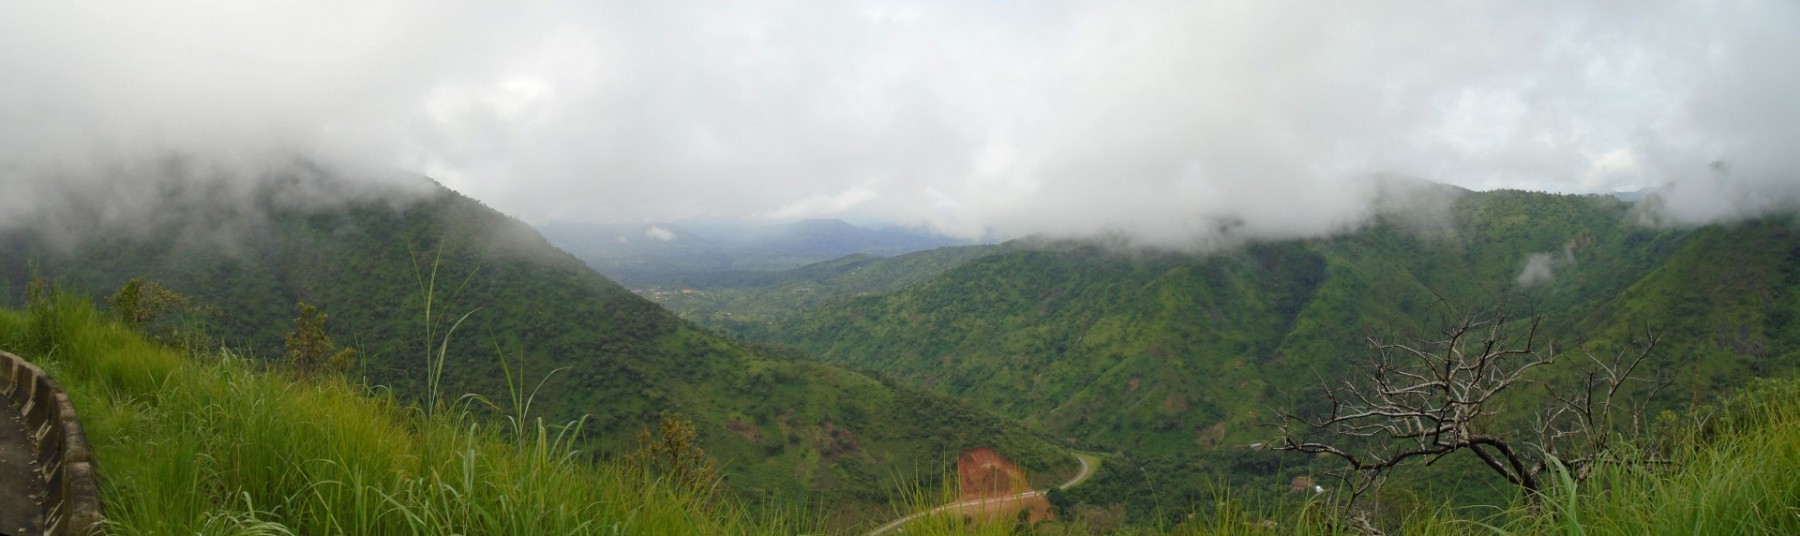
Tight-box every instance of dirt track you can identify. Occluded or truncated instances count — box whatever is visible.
[867,453,1094,535]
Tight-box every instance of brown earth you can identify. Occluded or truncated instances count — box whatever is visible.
[956,447,1053,524]
[724,417,763,441]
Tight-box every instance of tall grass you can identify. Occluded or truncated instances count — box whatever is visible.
[1491,379,1800,536]
[0,293,804,535]
[873,377,1800,536]
[7,289,1800,535]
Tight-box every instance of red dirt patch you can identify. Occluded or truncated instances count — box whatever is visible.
[956,447,1054,524]
[959,447,1028,498]
[724,418,762,441]
[1290,475,1316,492]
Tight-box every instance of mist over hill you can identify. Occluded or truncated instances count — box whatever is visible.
[755,190,1707,447]
[646,189,1800,518]
[0,167,1073,530]
[5,1,1800,532]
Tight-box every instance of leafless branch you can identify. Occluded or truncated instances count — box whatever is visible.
[1271,306,1664,522]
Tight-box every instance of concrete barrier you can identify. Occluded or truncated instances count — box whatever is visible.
[1,351,104,536]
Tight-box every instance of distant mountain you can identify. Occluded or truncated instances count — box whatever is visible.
[1610,188,1651,202]
[0,171,1072,530]
[537,218,976,286]
[641,245,1002,333]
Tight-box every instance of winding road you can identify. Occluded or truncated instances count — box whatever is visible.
[867,453,1096,536]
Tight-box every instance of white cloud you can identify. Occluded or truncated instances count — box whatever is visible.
[1517,253,1558,287]
[764,186,880,221]
[3,1,1798,248]
[645,225,676,241]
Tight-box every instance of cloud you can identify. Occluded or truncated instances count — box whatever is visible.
[645,225,677,242]
[1516,253,1558,287]
[1517,243,1579,287]
[1627,2,1800,226]
[0,156,433,253]
[2,1,1797,249]
[764,186,880,221]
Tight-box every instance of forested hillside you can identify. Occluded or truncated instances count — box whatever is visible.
[10,176,1797,531]
[709,189,1800,523]
[0,173,1074,529]
[762,191,1697,449]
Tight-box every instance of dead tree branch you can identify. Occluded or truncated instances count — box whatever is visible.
[1272,309,1662,507]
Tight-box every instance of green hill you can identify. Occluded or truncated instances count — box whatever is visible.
[0,295,805,535]
[10,179,1800,533]
[12,292,1800,535]
[0,173,1074,529]
[1571,219,1800,407]
[716,189,1800,522]
[762,191,1698,451]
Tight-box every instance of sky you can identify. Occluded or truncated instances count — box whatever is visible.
[2,1,1799,248]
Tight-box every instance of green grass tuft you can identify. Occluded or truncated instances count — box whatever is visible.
[0,295,802,535]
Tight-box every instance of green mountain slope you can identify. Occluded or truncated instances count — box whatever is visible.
[0,174,1073,529]
[1572,218,1800,407]
[760,190,1714,457]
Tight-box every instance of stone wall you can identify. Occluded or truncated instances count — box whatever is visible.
[0,351,104,536]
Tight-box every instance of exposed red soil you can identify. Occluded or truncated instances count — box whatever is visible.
[956,447,1054,524]
[724,418,762,441]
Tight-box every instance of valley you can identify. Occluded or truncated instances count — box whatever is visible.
[615,187,1800,525]
[4,173,1800,533]
[0,174,1075,531]
[8,1,1800,533]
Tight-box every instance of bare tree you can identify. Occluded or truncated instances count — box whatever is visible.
[1271,305,1661,504]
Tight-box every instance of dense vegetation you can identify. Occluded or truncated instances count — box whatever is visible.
[12,293,1799,535]
[0,176,1073,530]
[715,189,1800,525]
[766,192,1663,442]
[10,174,1800,533]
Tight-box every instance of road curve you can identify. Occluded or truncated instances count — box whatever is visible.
[867,454,1094,536]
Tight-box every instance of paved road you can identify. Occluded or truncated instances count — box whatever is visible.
[0,400,45,536]
[867,454,1095,536]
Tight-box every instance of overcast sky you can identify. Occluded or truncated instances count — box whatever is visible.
[3,1,1798,246]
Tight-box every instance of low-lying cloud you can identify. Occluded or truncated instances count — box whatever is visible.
[644,226,677,242]
[3,1,1798,249]
[1516,253,1558,287]
[0,156,433,252]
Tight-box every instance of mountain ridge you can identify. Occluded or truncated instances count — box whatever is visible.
[0,172,1074,530]
[741,190,1776,457]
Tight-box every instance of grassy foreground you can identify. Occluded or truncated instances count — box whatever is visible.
[0,294,805,535]
[5,292,1800,535]
[862,380,1800,536]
